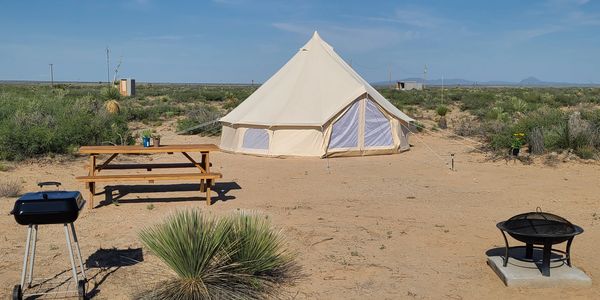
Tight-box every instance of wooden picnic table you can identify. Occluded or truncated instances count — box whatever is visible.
[76,144,222,209]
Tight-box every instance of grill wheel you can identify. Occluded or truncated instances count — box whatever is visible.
[12,284,22,300]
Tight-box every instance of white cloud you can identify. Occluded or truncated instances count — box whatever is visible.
[212,0,246,4]
[390,8,446,28]
[134,35,185,41]
[547,0,589,7]
[509,26,564,41]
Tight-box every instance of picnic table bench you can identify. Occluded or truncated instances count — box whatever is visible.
[76,144,221,209]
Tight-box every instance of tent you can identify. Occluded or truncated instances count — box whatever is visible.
[219,31,415,157]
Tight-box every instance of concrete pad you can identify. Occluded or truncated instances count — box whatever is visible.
[487,253,592,288]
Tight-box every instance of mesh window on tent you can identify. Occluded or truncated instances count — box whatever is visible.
[364,100,393,147]
[328,100,360,149]
[242,128,269,150]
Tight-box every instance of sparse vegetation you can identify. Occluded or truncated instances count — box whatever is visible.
[138,209,299,300]
[0,85,131,160]
[2,83,600,161]
[0,179,21,197]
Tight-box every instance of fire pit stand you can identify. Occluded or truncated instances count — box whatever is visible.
[496,209,583,277]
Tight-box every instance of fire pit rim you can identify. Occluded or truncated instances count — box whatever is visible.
[496,211,584,240]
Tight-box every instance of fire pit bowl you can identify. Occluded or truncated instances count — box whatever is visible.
[496,210,583,277]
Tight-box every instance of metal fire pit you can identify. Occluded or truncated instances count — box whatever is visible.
[496,208,583,277]
[10,182,87,300]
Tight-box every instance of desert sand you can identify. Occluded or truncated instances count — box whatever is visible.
[1,129,599,299]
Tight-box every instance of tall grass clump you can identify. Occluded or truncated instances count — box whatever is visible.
[0,179,21,197]
[138,209,299,300]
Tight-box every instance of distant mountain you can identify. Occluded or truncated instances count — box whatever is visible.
[519,76,542,85]
[372,77,599,87]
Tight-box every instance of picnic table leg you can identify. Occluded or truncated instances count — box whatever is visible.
[200,152,208,192]
[88,155,96,209]
[88,182,95,209]
[206,182,211,205]
[202,152,213,205]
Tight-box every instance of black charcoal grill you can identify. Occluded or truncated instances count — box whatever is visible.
[496,208,583,276]
[10,182,87,300]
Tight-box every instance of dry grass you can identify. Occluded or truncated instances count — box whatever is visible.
[0,179,21,197]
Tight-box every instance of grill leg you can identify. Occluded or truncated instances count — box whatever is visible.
[26,225,38,287]
[525,243,533,259]
[20,225,33,288]
[69,223,86,279]
[64,224,79,287]
[541,242,552,277]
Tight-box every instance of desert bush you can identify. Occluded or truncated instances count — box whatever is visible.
[0,179,21,197]
[436,105,449,117]
[138,209,298,300]
[176,105,222,135]
[0,161,11,172]
[509,96,528,113]
[101,86,121,100]
[454,116,482,136]
[575,145,596,159]
[486,106,509,122]
[0,88,131,160]
[460,92,494,112]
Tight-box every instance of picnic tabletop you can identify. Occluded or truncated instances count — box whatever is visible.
[78,144,220,154]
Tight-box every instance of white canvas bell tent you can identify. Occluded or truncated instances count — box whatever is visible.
[219,31,414,157]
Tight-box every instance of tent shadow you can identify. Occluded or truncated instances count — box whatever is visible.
[97,182,241,207]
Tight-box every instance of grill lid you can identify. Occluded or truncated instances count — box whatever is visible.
[12,191,85,225]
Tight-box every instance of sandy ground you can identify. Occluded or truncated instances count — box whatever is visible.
[1,129,599,300]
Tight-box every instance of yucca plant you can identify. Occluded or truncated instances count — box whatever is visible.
[139,210,298,300]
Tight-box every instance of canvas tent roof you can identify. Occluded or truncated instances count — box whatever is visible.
[220,31,414,127]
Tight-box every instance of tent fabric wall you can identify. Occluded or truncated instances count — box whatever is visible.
[219,31,413,158]
[242,128,270,150]
[328,100,360,150]
[364,99,393,148]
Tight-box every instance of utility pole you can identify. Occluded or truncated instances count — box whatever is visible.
[423,64,428,89]
[441,74,445,104]
[49,64,54,87]
[388,66,392,89]
[106,47,110,85]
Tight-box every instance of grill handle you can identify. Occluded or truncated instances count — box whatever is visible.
[37,182,61,189]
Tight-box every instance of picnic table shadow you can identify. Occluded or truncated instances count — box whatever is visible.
[84,247,144,298]
[96,181,241,208]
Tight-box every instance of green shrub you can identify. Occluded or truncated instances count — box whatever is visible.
[138,209,298,300]
[575,145,596,159]
[101,86,121,100]
[176,105,222,135]
[436,105,449,117]
[0,161,10,172]
[0,88,131,160]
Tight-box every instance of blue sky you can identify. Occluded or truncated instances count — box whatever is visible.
[1,0,599,83]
